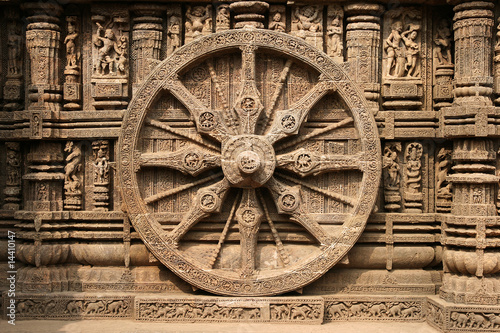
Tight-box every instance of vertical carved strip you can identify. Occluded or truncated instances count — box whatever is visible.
[3,7,24,111]
[326,5,343,63]
[215,5,230,32]
[64,141,83,210]
[63,15,82,110]
[92,140,110,211]
[166,5,181,57]
[3,142,22,210]
[345,3,384,111]
[433,16,454,110]
[383,142,402,212]
[23,3,63,112]
[403,142,423,213]
[494,18,500,105]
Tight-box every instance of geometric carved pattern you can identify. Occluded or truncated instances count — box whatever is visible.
[119,28,381,296]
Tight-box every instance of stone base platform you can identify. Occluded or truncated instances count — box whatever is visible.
[4,292,500,331]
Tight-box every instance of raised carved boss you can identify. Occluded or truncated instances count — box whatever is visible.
[119,28,381,296]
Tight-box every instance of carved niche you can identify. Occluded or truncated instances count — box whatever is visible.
[119,28,381,296]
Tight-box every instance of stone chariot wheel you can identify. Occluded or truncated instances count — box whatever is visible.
[119,28,381,296]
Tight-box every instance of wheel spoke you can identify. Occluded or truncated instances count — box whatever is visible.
[233,45,264,135]
[265,80,337,144]
[235,189,264,278]
[275,117,353,152]
[276,149,365,177]
[137,146,221,176]
[208,191,241,269]
[146,119,220,153]
[275,172,355,207]
[163,78,231,141]
[265,177,333,246]
[167,177,231,246]
[144,172,222,205]
[259,189,290,266]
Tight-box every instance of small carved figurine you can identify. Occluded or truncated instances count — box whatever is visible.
[327,16,342,58]
[167,15,181,54]
[64,18,80,69]
[434,19,453,65]
[216,5,230,32]
[294,6,322,38]
[269,11,286,32]
[402,24,420,77]
[384,21,404,77]
[186,5,212,39]
[94,22,116,75]
[7,24,22,76]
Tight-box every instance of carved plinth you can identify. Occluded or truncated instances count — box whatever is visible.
[434,65,454,109]
[382,78,423,110]
[427,295,500,332]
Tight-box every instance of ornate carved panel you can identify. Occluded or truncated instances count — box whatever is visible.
[119,28,381,296]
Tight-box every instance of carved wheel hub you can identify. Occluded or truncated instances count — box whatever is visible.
[222,135,275,188]
[119,28,381,296]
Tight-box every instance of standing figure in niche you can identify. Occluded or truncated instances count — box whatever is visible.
[7,25,22,75]
[384,21,404,77]
[64,19,79,69]
[269,11,285,32]
[186,5,212,39]
[434,19,453,65]
[327,16,342,58]
[216,5,230,32]
[94,22,116,75]
[167,15,181,54]
[402,25,420,77]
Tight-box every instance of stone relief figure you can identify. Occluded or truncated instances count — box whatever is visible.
[384,8,422,78]
[116,35,128,75]
[436,147,451,196]
[64,18,80,69]
[383,144,401,190]
[383,142,402,211]
[494,21,500,63]
[293,6,322,38]
[167,15,181,55]
[64,141,82,189]
[401,24,420,77]
[384,20,405,77]
[94,22,117,75]
[216,5,230,32]
[269,10,286,32]
[7,24,22,76]
[5,143,21,186]
[434,19,453,65]
[405,143,423,194]
[327,16,343,58]
[93,143,110,184]
[185,5,212,40]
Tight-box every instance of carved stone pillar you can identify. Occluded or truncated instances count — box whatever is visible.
[230,1,268,29]
[3,142,22,210]
[3,7,24,111]
[451,0,494,107]
[91,4,130,110]
[131,4,166,93]
[23,3,63,112]
[344,3,384,111]
[441,139,500,304]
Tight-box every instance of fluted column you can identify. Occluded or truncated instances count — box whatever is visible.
[451,0,494,106]
[344,2,383,111]
[23,3,63,112]
[131,4,166,93]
